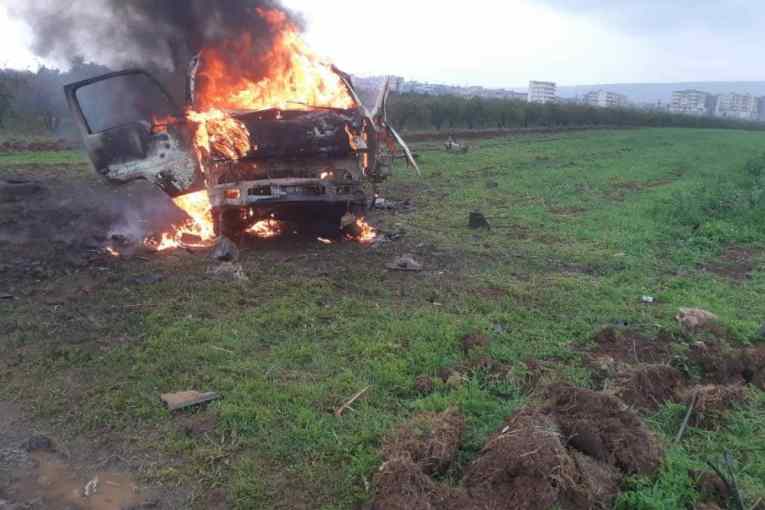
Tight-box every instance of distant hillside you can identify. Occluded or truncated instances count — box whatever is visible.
[556,82,765,104]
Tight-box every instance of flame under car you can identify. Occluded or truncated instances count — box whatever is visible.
[64,63,417,239]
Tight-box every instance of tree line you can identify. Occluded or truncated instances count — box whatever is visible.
[385,92,765,132]
[2,65,763,136]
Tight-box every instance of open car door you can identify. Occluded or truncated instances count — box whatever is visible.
[64,70,203,197]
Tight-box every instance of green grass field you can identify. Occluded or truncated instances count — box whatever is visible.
[2,127,765,509]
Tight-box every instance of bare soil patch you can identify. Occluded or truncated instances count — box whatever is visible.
[382,409,464,476]
[587,326,675,366]
[702,245,761,282]
[0,139,73,153]
[608,364,685,412]
[0,401,187,509]
[689,341,765,389]
[549,206,588,216]
[681,384,748,430]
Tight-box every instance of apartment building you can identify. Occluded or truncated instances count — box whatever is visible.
[670,90,711,116]
[583,89,628,108]
[528,81,557,104]
[715,92,759,120]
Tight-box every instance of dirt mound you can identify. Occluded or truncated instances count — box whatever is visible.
[370,385,665,510]
[682,385,747,429]
[544,384,664,476]
[382,409,464,476]
[689,342,765,389]
[566,451,622,510]
[461,333,490,355]
[609,365,685,412]
[371,456,440,510]
[588,326,674,365]
[464,406,625,510]
[463,409,575,509]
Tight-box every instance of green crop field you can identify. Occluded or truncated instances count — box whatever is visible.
[2,127,765,509]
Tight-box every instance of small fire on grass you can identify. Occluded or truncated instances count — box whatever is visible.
[144,190,217,252]
[346,217,378,244]
[246,220,287,239]
[105,246,120,257]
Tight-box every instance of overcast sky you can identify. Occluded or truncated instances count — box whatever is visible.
[1,0,763,87]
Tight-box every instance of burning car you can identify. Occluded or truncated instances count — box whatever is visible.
[63,8,417,246]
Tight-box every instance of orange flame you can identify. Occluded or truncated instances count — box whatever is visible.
[349,218,377,244]
[186,108,252,162]
[146,190,216,252]
[193,8,355,112]
[246,219,287,239]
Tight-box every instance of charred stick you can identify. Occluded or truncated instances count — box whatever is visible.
[335,386,370,417]
[675,391,698,443]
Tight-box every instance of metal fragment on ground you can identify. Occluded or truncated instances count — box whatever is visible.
[160,391,221,412]
[386,254,423,272]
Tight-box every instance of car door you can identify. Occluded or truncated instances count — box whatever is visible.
[64,69,203,197]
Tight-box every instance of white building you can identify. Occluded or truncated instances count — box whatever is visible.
[670,90,711,116]
[583,90,628,108]
[715,93,759,120]
[528,81,557,104]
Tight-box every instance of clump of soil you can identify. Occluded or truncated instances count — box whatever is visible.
[693,470,732,509]
[566,451,623,510]
[463,409,577,510]
[689,342,765,389]
[415,376,435,395]
[371,456,440,510]
[177,413,218,438]
[588,326,674,365]
[609,365,685,412]
[682,385,748,429]
[437,367,457,383]
[544,384,664,476]
[461,333,490,355]
[371,385,664,510]
[382,409,464,476]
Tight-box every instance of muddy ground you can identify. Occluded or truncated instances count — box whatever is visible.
[0,154,424,509]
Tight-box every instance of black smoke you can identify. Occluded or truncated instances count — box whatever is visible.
[7,0,303,73]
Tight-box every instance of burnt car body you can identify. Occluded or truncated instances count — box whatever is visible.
[64,64,417,236]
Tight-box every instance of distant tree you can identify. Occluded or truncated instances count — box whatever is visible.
[427,96,450,131]
[0,78,14,128]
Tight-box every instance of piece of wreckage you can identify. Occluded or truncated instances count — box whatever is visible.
[63,58,419,243]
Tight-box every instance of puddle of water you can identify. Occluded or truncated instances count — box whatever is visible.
[12,452,145,510]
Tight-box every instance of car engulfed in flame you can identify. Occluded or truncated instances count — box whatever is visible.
[63,10,417,243]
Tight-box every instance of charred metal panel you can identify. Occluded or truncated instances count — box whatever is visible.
[213,157,362,185]
[235,109,362,160]
[93,126,200,195]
